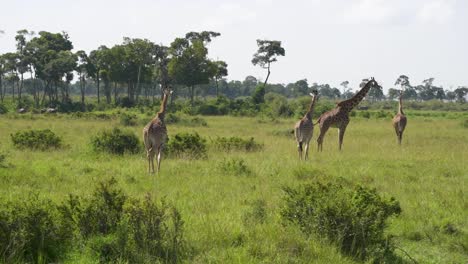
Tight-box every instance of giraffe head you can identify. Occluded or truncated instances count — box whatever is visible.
[163,86,173,96]
[360,77,382,91]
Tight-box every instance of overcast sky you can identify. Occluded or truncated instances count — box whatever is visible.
[0,0,466,91]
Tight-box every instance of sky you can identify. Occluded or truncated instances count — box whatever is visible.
[0,0,467,91]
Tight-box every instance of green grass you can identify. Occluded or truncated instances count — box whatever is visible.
[0,112,467,263]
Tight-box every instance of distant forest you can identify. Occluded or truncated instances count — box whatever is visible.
[1,30,467,109]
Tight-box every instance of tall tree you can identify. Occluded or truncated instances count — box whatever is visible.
[211,60,228,97]
[251,39,285,103]
[454,87,468,103]
[168,31,220,104]
[340,81,350,99]
[76,50,89,106]
[15,29,35,100]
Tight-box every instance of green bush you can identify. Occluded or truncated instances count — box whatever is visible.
[0,104,8,114]
[0,196,74,263]
[360,111,371,119]
[281,182,401,261]
[217,158,253,176]
[59,178,187,263]
[462,119,468,128]
[11,129,62,150]
[167,132,207,159]
[91,128,140,155]
[119,113,139,126]
[211,136,263,152]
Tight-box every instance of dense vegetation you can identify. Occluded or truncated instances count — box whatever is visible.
[0,111,466,263]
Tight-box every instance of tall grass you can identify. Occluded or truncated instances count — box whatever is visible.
[0,112,467,263]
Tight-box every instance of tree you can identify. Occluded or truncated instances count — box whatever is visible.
[387,88,400,100]
[340,81,350,99]
[0,55,6,101]
[251,39,285,103]
[211,60,228,97]
[15,29,35,100]
[395,75,417,101]
[123,37,155,102]
[25,31,74,105]
[76,50,89,106]
[454,87,468,103]
[168,31,220,104]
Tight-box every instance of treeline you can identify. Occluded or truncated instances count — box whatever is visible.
[0,30,467,111]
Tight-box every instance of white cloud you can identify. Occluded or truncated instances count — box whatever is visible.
[417,0,455,24]
[344,0,397,24]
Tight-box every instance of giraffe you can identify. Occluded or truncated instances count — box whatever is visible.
[143,88,172,173]
[294,91,318,160]
[316,77,382,151]
[392,90,407,145]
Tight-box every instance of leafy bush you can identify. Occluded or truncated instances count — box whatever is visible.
[211,136,263,152]
[120,113,139,126]
[462,119,468,128]
[165,113,208,127]
[91,128,140,155]
[0,153,7,168]
[360,111,371,119]
[243,199,267,225]
[0,104,8,114]
[11,129,62,150]
[217,158,253,176]
[0,196,74,263]
[281,182,401,261]
[166,132,207,159]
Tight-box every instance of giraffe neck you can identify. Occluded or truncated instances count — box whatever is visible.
[344,83,372,111]
[398,96,404,115]
[157,92,169,119]
[304,95,317,119]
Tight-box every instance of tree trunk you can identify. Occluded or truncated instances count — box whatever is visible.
[97,70,100,104]
[0,75,3,102]
[190,85,194,105]
[263,62,271,89]
[80,75,85,106]
[215,78,219,97]
[12,80,15,99]
[136,64,141,102]
[114,82,118,103]
[19,73,23,100]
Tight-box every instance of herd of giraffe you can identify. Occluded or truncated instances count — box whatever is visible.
[143,78,407,173]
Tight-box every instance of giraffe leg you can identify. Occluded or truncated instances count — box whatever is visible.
[398,131,403,145]
[338,125,347,151]
[304,141,310,160]
[298,142,303,160]
[317,126,329,152]
[157,147,162,173]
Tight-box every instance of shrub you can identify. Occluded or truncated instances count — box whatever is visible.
[120,113,139,126]
[360,111,371,119]
[217,158,253,176]
[462,119,468,129]
[11,129,62,150]
[0,196,74,263]
[281,182,401,261]
[0,104,8,114]
[243,199,267,225]
[59,178,187,263]
[0,153,7,168]
[166,132,207,159]
[91,128,140,155]
[211,136,263,152]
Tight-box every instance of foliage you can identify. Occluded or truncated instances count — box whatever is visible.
[0,104,7,114]
[281,182,401,261]
[211,136,263,152]
[119,113,139,126]
[0,195,74,263]
[0,178,187,263]
[166,132,207,159]
[91,127,140,155]
[11,129,62,150]
[217,158,253,176]
[243,199,267,225]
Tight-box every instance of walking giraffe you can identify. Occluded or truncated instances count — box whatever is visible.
[316,77,382,151]
[143,88,172,173]
[392,90,407,145]
[294,90,318,160]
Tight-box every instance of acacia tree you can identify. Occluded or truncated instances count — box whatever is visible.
[76,50,89,106]
[168,31,220,104]
[0,55,5,101]
[251,39,285,103]
[340,81,350,99]
[454,87,468,103]
[15,29,35,100]
[212,60,228,97]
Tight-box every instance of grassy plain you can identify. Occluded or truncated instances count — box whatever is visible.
[0,111,467,263]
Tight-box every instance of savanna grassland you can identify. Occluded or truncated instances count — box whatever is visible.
[0,110,467,263]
